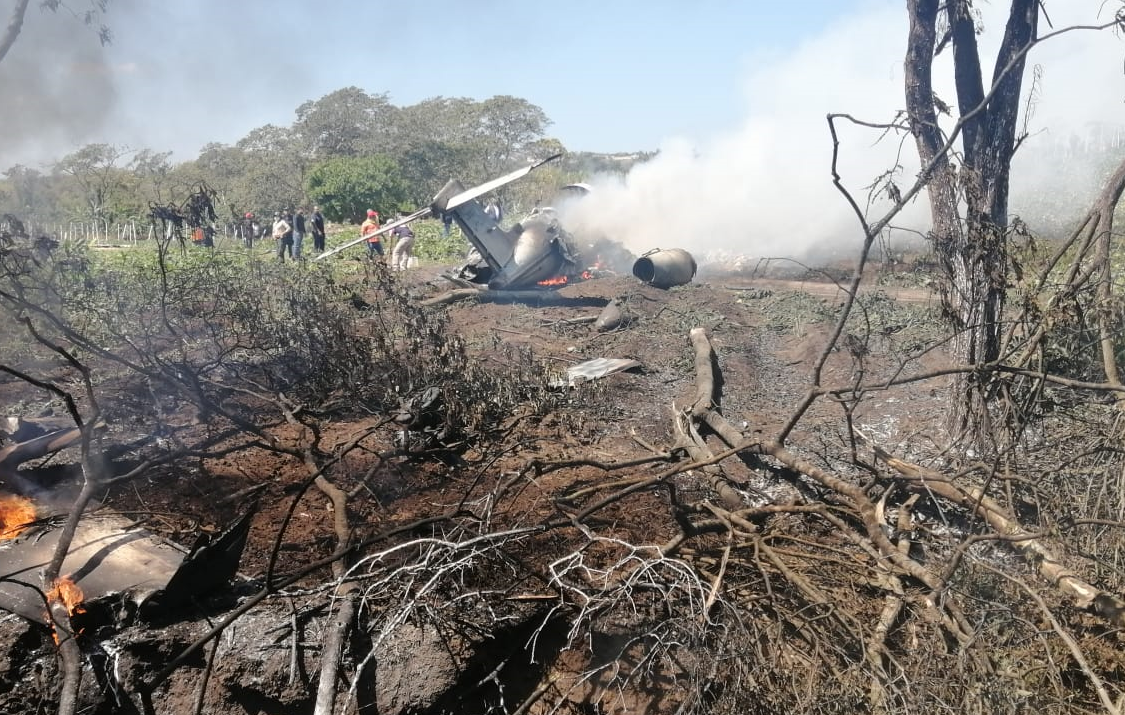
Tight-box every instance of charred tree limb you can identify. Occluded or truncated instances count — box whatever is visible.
[420,288,484,306]
[139,511,463,698]
[864,435,1125,627]
[688,328,717,418]
[1089,156,1125,396]
[273,398,359,715]
[0,0,30,64]
[680,327,982,664]
[675,328,743,510]
[982,562,1121,715]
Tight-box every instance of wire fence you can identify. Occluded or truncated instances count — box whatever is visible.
[17,220,146,246]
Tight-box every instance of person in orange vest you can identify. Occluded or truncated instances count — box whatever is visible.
[361,209,382,258]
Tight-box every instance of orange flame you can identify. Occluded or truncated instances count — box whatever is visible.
[537,275,569,286]
[50,576,86,617]
[0,494,35,540]
[48,575,86,644]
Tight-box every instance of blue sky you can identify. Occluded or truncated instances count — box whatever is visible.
[2,0,861,162]
[6,1,1119,163]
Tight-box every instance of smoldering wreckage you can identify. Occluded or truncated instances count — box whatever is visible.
[317,154,698,293]
[0,157,703,711]
[0,156,696,615]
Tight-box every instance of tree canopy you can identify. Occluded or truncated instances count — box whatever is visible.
[0,88,566,225]
[305,154,409,224]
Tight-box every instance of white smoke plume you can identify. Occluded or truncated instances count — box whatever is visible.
[560,1,1125,263]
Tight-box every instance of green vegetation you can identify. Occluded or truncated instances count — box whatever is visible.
[305,155,410,224]
[0,89,602,233]
[411,219,468,262]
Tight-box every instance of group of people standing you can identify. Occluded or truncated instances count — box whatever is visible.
[237,204,421,271]
[269,207,327,261]
[239,207,326,261]
[360,209,416,271]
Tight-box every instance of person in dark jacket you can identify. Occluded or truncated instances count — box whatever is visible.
[310,206,327,252]
[292,208,307,258]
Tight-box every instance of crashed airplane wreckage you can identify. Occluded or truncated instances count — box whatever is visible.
[0,421,252,626]
[315,154,698,291]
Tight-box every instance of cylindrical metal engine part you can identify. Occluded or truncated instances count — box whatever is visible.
[632,248,697,289]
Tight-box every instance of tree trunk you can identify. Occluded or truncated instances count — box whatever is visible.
[0,0,30,64]
[905,0,1038,446]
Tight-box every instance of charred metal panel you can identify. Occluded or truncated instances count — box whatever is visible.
[488,211,578,290]
[450,200,515,274]
[0,513,186,624]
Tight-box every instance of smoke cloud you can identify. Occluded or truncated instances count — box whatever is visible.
[560,1,1125,264]
[0,3,122,169]
[0,0,311,171]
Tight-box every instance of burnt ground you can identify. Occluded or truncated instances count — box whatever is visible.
[0,262,980,715]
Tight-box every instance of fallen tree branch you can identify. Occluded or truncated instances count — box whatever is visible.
[982,563,1122,715]
[274,398,359,715]
[862,434,1125,625]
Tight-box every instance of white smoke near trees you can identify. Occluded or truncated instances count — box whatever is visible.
[560,0,1125,263]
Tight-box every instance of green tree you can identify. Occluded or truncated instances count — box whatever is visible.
[502,138,573,214]
[1,164,50,219]
[304,155,409,224]
[396,139,475,205]
[129,149,174,205]
[234,125,306,213]
[396,97,482,147]
[53,143,130,225]
[392,94,557,206]
[294,87,398,159]
[473,95,552,177]
[394,96,490,194]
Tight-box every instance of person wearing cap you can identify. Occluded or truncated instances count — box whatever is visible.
[241,212,259,249]
[360,209,383,259]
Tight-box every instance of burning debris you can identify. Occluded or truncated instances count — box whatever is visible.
[316,155,698,293]
[0,493,34,539]
[0,499,253,626]
[452,205,584,289]
[48,576,85,618]
[0,421,252,627]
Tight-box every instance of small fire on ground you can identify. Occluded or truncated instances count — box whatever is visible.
[0,493,35,539]
[537,270,595,287]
